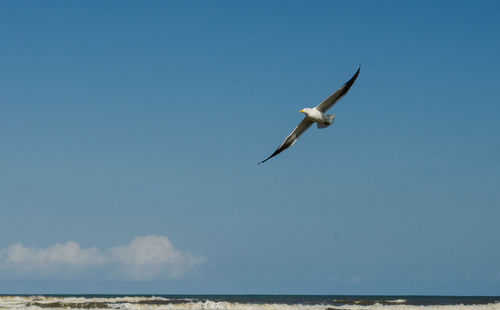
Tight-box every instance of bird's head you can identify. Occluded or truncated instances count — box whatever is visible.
[299,108,311,115]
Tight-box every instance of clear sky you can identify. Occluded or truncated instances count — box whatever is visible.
[1,0,499,295]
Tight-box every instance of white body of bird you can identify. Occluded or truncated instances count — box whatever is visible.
[300,108,335,128]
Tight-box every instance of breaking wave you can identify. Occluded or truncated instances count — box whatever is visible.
[0,295,499,310]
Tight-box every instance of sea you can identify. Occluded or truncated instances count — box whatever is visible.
[0,295,499,310]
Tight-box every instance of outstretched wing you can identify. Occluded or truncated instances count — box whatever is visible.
[314,66,360,113]
[258,118,314,164]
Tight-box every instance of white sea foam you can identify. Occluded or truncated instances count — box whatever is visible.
[384,299,406,303]
[0,296,499,310]
[325,304,500,310]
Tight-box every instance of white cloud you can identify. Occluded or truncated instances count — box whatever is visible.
[0,235,204,281]
[0,242,105,277]
[109,235,205,280]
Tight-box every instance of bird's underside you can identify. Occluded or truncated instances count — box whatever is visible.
[258,66,360,164]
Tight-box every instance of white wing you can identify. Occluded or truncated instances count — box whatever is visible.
[314,66,360,112]
[258,118,314,164]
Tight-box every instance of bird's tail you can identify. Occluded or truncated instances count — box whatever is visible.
[317,114,335,128]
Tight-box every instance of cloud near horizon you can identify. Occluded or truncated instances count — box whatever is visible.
[0,235,204,281]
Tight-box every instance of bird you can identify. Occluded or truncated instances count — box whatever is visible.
[258,66,360,164]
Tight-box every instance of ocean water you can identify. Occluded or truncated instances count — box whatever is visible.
[0,295,499,310]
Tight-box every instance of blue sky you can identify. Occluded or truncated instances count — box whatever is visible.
[1,1,499,295]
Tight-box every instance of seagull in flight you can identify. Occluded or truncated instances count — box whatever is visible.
[258,67,360,164]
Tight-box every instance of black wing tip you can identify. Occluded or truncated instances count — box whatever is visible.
[258,153,275,165]
[258,147,284,165]
[353,66,361,78]
[344,66,361,88]
[351,65,361,79]
[257,158,270,165]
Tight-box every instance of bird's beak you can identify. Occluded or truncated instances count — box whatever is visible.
[299,109,304,113]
